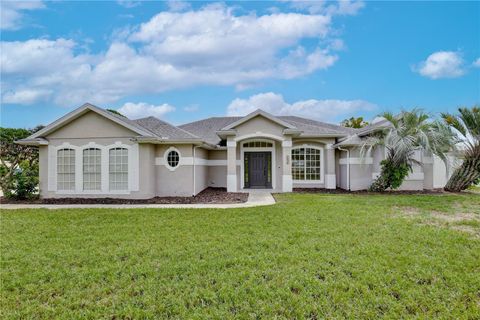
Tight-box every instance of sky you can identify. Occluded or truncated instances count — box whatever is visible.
[1,0,479,128]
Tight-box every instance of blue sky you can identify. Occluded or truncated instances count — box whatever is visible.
[1,0,479,128]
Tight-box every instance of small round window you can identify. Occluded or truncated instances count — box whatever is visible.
[166,150,180,169]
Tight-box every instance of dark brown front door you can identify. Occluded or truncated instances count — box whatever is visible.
[245,152,271,188]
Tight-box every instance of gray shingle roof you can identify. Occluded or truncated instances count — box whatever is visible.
[179,115,355,145]
[133,116,200,140]
[179,117,241,145]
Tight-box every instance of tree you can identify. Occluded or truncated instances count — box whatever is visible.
[361,109,456,192]
[0,126,43,199]
[442,106,480,191]
[106,109,126,117]
[341,117,369,129]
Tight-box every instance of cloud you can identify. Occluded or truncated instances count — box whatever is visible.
[415,51,466,79]
[287,0,364,16]
[2,89,52,105]
[166,0,191,12]
[183,104,199,112]
[0,1,45,30]
[473,58,480,68]
[117,102,175,119]
[226,92,377,122]
[1,3,359,106]
[116,1,141,9]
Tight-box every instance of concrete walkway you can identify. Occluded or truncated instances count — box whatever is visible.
[0,191,276,210]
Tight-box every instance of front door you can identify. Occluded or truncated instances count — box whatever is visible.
[245,152,271,188]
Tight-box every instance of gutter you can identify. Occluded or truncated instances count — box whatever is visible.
[338,146,350,191]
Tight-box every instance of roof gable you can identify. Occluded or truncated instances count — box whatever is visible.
[28,103,153,139]
[221,109,296,131]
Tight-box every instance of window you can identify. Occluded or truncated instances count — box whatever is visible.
[292,147,322,181]
[83,148,101,190]
[57,149,75,190]
[166,149,180,169]
[109,148,128,190]
[243,141,273,148]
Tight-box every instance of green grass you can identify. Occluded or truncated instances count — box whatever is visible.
[1,193,479,319]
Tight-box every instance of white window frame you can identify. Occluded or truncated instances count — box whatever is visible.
[291,145,324,184]
[109,147,129,191]
[56,148,76,192]
[83,147,102,191]
[240,138,276,190]
[48,141,139,195]
[164,147,181,171]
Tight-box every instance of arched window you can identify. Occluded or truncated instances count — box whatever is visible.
[57,148,75,190]
[109,148,128,190]
[83,148,101,190]
[243,141,273,148]
[291,147,322,181]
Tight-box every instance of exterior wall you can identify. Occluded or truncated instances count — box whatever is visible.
[194,147,209,195]
[48,111,137,139]
[155,144,194,197]
[234,116,285,140]
[291,138,335,189]
[41,137,150,198]
[207,150,227,188]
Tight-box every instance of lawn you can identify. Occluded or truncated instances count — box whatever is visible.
[1,193,479,319]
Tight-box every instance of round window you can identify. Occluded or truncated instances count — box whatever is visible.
[167,150,180,168]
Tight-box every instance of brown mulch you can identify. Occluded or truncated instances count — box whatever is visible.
[0,188,248,205]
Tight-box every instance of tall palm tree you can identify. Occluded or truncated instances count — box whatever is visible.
[442,106,480,191]
[361,109,456,192]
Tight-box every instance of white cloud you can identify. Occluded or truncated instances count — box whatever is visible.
[416,51,466,79]
[473,58,480,68]
[0,1,45,30]
[167,0,191,12]
[227,92,376,122]
[116,1,141,9]
[1,3,359,106]
[184,104,199,112]
[117,102,175,119]
[288,0,364,16]
[2,89,51,105]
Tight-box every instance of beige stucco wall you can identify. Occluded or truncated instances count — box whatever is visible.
[48,111,137,139]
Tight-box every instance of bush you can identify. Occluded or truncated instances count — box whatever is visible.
[369,160,410,192]
[1,161,39,200]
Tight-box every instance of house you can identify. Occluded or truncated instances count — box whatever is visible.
[17,103,450,198]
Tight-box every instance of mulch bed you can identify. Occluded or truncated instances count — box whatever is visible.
[292,188,463,195]
[0,188,248,205]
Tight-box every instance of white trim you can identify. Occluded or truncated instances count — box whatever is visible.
[227,174,237,192]
[282,174,292,192]
[339,157,373,165]
[240,138,276,190]
[291,144,324,184]
[282,140,292,147]
[155,157,228,166]
[234,133,285,142]
[326,144,334,150]
[163,147,181,171]
[29,103,152,139]
[325,174,336,189]
[222,109,295,130]
[226,140,237,147]
[48,141,139,195]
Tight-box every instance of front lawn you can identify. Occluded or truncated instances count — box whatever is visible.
[1,193,479,318]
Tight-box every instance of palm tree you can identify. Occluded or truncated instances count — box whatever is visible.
[361,109,456,192]
[442,106,480,191]
[341,117,369,128]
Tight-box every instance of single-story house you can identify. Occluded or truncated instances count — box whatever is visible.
[17,103,451,198]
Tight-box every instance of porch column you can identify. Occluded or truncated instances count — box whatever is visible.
[282,139,292,192]
[227,137,237,192]
[325,144,336,189]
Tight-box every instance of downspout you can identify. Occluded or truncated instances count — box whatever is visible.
[338,146,350,191]
[192,145,202,197]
